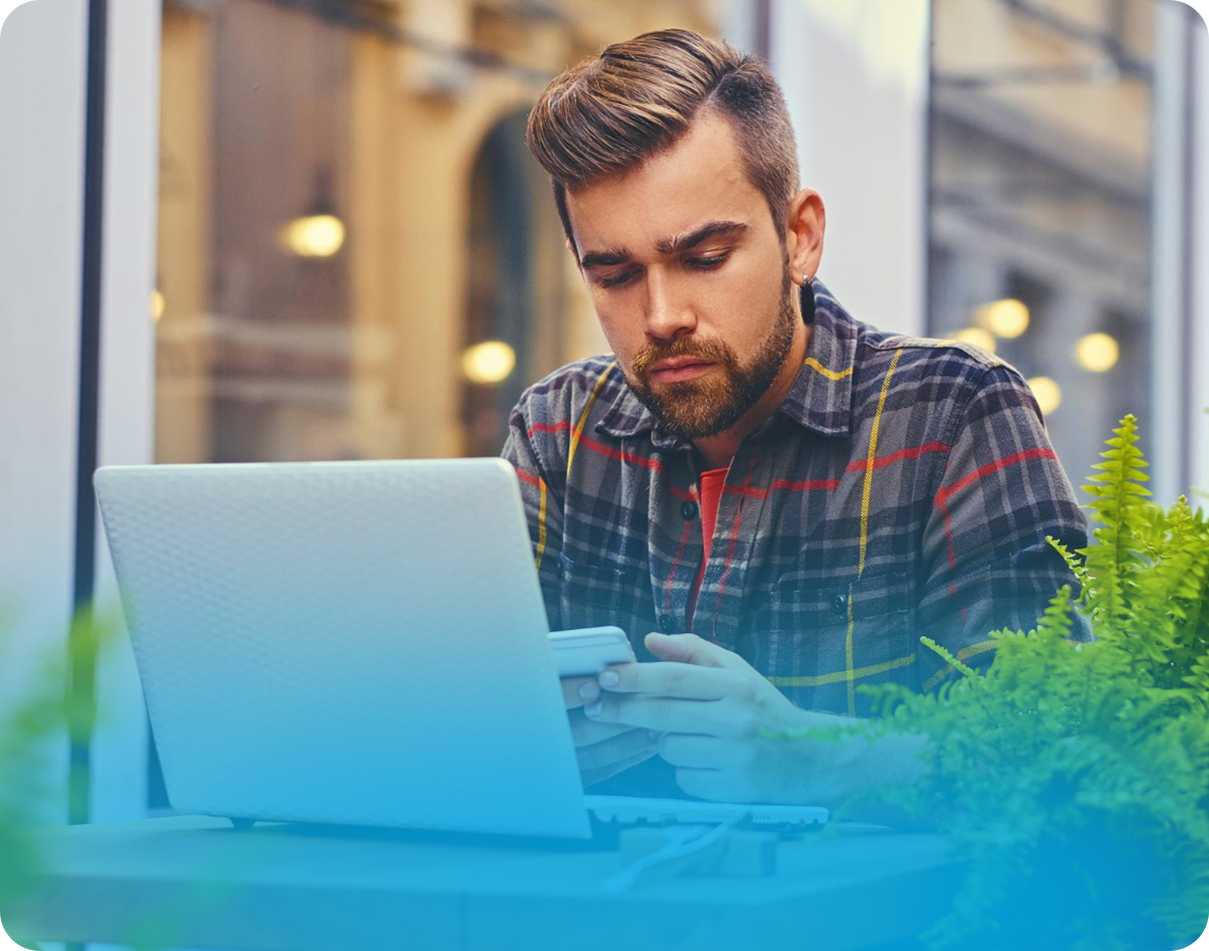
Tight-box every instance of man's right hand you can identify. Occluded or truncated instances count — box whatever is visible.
[561,676,656,787]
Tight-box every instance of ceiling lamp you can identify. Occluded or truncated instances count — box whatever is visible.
[281,168,345,259]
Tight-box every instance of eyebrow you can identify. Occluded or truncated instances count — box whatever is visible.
[655,220,748,256]
[578,220,749,270]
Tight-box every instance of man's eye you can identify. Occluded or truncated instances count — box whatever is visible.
[687,254,729,271]
[599,271,636,289]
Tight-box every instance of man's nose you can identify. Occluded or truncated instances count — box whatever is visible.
[643,268,696,341]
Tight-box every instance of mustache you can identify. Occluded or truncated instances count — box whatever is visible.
[631,337,735,377]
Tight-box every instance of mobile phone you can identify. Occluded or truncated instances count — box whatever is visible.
[549,626,635,678]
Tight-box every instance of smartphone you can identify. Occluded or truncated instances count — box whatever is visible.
[549,626,635,678]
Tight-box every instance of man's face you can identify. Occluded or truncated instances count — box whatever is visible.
[565,111,800,440]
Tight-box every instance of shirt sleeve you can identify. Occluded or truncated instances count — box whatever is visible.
[918,363,1090,690]
[501,399,566,633]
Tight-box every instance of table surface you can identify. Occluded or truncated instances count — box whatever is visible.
[4,816,963,951]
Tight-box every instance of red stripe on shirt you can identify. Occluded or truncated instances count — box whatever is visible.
[934,448,1058,507]
[846,442,950,474]
[512,467,541,487]
[710,458,758,635]
[528,424,696,499]
[935,494,968,622]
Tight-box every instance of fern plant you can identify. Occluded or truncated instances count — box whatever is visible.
[859,415,1209,951]
[0,610,105,921]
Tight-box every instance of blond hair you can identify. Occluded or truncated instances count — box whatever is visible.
[526,29,800,253]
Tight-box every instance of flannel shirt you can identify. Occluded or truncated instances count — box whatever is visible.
[502,281,1088,717]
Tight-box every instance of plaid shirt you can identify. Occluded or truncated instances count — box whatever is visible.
[503,281,1087,717]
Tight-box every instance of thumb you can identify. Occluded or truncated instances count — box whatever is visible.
[644,632,744,669]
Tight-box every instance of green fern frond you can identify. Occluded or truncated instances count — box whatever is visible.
[921,635,978,678]
[1035,586,1074,641]
[1048,536,1090,595]
[1080,415,1152,639]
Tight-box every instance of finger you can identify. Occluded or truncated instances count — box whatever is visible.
[644,632,748,670]
[567,708,635,748]
[597,660,733,701]
[576,726,657,773]
[581,747,656,789]
[585,693,735,736]
[561,676,600,709]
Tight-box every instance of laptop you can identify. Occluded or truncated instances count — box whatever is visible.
[94,459,828,840]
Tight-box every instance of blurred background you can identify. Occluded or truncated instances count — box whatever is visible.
[1,0,1206,822]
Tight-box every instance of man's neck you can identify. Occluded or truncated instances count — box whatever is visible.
[693,321,812,470]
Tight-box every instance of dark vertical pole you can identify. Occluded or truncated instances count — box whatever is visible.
[71,0,109,826]
[923,0,936,334]
[1178,11,1197,499]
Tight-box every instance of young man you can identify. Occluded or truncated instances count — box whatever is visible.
[503,29,1087,806]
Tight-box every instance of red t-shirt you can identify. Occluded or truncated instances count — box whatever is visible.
[686,467,728,629]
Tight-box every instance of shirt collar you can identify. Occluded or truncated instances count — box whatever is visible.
[595,279,858,446]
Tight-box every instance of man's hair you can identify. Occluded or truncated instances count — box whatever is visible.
[525,29,800,255]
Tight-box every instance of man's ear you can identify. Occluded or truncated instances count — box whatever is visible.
[786,188,826,283]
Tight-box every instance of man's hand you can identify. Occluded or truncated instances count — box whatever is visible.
[583,633,922,807]
[561,675,656,788]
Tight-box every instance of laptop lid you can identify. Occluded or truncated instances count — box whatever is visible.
[95,459,590,839]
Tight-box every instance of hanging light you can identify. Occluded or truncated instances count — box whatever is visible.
[462,341,516,384]
[1027,376,1062,416]
[281,168,345,259]
[283,215,345,258]
[974,299,1030,339]
[1074,332,1119,372]
[151,289,165,322]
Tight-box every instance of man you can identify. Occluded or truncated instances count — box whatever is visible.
[503,29,1087,807]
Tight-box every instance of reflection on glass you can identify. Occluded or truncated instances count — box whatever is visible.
[929,0,1155,486]
[156,0,718,467]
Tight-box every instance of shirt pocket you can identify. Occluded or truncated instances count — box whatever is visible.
[766,567,916,716]
[558,552,654,641]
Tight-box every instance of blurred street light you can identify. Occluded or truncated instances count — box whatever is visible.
[1074,332,1120,372]
[946,327,997,353]
[1027,376,1062,416]
[974,299,1030,338]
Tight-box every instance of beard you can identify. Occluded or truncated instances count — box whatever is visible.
[625,270,798,440]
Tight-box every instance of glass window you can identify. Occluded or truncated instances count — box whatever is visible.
[928,0,1156,488]
[155,0,719,467]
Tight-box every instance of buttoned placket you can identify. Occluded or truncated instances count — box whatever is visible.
[645,443,702,640]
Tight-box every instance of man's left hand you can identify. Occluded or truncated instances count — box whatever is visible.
[583,632,858,805]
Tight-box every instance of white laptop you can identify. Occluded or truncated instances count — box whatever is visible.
[94,459,828,839]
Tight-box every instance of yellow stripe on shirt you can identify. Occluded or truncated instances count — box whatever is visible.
[804,356,854,381]
[847,350,903,713]
[922,639,999,692]
[567,361,616,482]
[535,477,548,570]
[769,652,916,688]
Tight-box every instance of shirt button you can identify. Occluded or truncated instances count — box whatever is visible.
[831,593,848,615]
[680,500,699,521]
[658,614,675,633]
